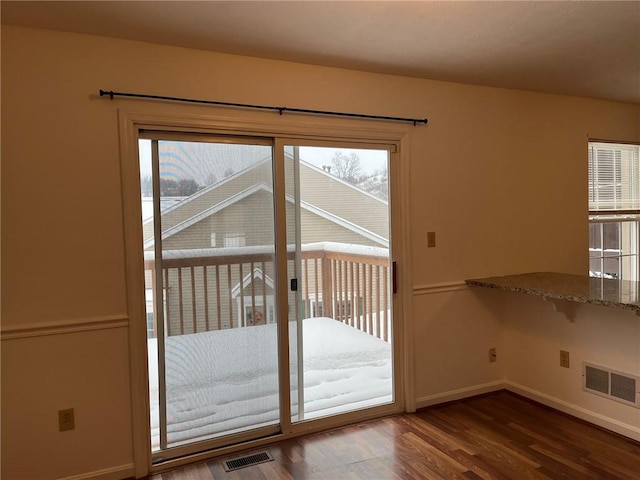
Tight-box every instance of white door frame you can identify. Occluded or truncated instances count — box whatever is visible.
[118,107,414,477]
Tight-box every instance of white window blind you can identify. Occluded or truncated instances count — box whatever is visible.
[589,142,640,211]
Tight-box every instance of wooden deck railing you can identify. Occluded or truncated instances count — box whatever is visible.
[144,243,391,341]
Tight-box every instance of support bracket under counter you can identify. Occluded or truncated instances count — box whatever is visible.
[543,296,578,321]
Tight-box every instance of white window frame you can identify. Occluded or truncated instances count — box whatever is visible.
[588,141,640,281]
[224,232,246,247]
[237,295,276,326]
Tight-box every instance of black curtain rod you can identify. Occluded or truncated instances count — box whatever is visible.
[99,90,428,126]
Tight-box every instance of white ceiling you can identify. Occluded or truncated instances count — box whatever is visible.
[2,1,639,104]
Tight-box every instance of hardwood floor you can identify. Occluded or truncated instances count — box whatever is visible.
[150,391,640,479]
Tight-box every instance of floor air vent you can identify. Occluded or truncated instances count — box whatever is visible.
[222,451,274,472]
[583,362,640,407]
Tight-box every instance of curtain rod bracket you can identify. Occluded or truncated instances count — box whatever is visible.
[98,89,428,126]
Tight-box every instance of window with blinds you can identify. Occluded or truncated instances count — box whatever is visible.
[588,142,640,280]
[589,142,640,211]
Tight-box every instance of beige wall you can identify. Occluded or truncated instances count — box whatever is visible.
[501,294,640,440]
[2,26,639,479]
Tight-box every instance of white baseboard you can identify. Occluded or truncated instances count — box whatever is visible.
[58,464,135,480]
[505,381,640,442]
[415,380,505,409]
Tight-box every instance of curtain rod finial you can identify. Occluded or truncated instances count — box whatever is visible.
[99,90,114,100]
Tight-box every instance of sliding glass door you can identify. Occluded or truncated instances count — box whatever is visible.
[138,131,396,463]
[284,144,394,424]
[140,134,281,458]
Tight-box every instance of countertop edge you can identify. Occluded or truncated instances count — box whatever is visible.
[465,274,640,314]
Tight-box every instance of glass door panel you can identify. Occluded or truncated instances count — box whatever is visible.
[139,136,280,458]
[284,145,394,424]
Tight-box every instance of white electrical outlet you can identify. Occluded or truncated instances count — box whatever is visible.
[560,350,570,368]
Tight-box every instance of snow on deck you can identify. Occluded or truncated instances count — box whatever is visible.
[148,317,392,449]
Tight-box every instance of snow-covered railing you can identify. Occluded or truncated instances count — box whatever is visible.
[144,243,390,341]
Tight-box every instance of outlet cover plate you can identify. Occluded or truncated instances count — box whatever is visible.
[560,350,570,368]
[489,347,497,363]
[59,408,75,431]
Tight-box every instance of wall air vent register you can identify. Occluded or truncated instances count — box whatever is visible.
[583,362,640,408]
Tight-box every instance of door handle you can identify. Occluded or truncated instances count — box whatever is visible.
[392,261,397,294]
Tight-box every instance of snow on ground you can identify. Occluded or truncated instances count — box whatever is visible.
[148,317,392,449]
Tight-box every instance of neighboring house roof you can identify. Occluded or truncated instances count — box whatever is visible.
[143,156,389,248]
[231,267,274,299]
[144,182,388,249]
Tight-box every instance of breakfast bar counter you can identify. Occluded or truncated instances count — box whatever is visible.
[465,272,640,315]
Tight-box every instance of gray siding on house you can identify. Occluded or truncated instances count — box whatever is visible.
[162,189,276,250]
[296,164,389,240]
[145,157,388,251]
[296,209,382,247]
[144,160,273,247]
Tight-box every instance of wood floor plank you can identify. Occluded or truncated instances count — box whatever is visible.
[402,431,469,477]
[150,391,640,480]
[400,414,480,456]
[528,443,622,480]
[446,449,516,480]
[506,421,590,458]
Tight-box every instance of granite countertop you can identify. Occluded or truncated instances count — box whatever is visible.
[465,272,640,314]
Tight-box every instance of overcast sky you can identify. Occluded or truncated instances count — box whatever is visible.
[298,146,387,174]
